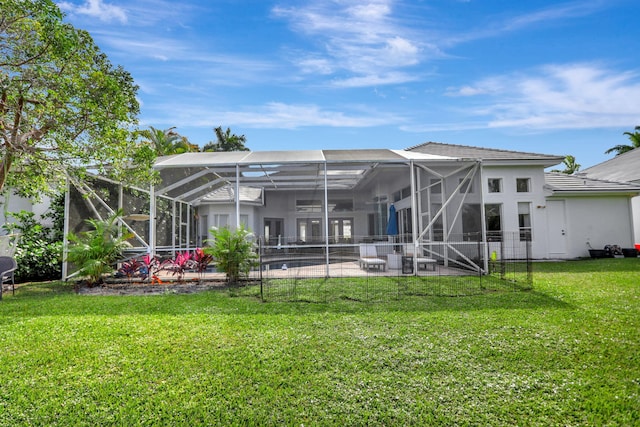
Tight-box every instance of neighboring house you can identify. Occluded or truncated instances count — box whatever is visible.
[0,190,53,255]
[407,142,640,259]
[578,149,640,246]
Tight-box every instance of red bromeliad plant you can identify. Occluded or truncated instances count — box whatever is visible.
[142,253,161,282]
[193,248,214,280]
[119,259,144,283]
[162,251,196,282]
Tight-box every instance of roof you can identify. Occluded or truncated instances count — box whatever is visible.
[153,148,469,204]
[579,148,640,184]
[154,148,456,169]
[544,172,640,196]
[406,142,565,167]
[199,185,263,205]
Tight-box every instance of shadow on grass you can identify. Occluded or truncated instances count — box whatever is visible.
[0,279,572,320]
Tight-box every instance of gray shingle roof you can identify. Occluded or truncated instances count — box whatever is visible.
[545,172,640,195]
[580,149,640,184]
[406,141,564,165]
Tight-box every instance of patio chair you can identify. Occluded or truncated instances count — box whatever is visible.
[0,256,17,300]
[403,244,437,271]
[358,244,386,272]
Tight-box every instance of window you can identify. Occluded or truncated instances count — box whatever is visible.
[328,199,353,212]
[516,178,530,193]
[462,204,482,240]
[487,178,502,193]
[212,214,229,228]
[431,203,444,241]
[296,199,322,213]
[459,178,473,194]
[199,215,209,246]
[329,218,353,243]
[297,218,322,243]
[518,202,532,241]
[430,179,442,194]
[264,218,284,246]
[484,204,502,241]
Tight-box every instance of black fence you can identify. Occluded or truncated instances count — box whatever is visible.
[257,233,532,302]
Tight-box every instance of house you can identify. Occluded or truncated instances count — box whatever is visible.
[578,149,640,246]
[64,143,639,281]
[149,149,489,271]
[407,142,640,259]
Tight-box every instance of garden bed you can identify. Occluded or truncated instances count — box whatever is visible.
[77,279,231,296]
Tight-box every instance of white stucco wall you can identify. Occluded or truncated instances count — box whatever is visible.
[546,195,636,258]
[0,191,53,229]
[483,166,550,259]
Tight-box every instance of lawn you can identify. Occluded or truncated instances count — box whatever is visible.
[0,259,638,426]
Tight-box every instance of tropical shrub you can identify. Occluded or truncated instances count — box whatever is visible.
[162,251,196,282]
[118,258,144,283]
[66,210,133,286]
[193,248,213,279]
[2,210,63,282]
[205,226,258,285]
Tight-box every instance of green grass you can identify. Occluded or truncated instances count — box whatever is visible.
[258,273,531,302]
[0,258,638,426]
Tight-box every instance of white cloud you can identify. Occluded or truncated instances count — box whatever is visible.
[446,64,640,130]
[59,0,127,24]
[443,0,607,46]
[331,72,420,88]
[272,0,427,86]
[148,102,404,129]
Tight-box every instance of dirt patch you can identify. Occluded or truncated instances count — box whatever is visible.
[77,280,230,296]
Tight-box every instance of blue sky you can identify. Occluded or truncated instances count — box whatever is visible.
[57,0,639,168]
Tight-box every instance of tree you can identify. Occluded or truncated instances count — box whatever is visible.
[0,0,152,199]
[604,126,640,156]
[138,126,198,156]
[202,126,249,152]
[551,155,581,174]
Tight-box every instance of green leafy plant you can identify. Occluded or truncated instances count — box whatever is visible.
[204,226,258,285]
[66,209,133,286]
[2,209,62,282]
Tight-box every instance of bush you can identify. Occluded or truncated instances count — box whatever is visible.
[204,226,258,285]
[66,209,133,286]
[2,210,63,283]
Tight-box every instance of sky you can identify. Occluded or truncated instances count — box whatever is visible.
[56,0,640,169]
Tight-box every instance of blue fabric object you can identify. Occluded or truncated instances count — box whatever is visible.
[386,204,398,235]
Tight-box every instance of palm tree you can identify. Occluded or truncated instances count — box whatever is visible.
[551,155,581,174]
[604,126,640,156]
[139,126,198,156]
[203,126,249,152]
